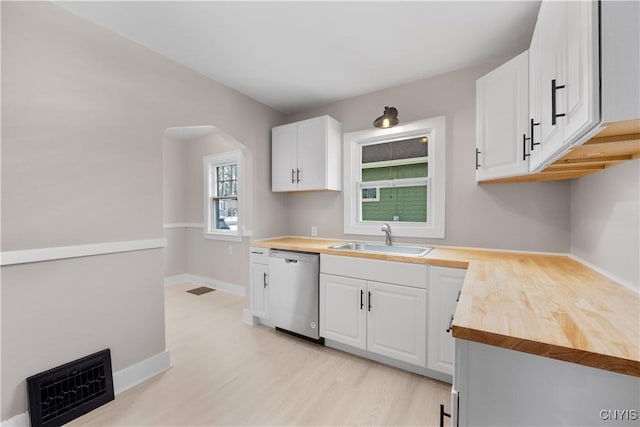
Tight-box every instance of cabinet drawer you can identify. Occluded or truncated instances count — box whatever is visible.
[249,247,269,265]
[320,254,427,289]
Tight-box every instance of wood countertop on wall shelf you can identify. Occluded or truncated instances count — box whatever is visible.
[252,237,640,377]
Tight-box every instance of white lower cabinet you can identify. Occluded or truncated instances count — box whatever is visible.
[319,254,428,368]
[454,339,640,427]
[320,273,427,367]
[427,267,466,376]
[319,274,366,349]
[249,247,269,320]
[367,281,427,366]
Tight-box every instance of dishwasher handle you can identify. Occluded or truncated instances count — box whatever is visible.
[285,259,298,264]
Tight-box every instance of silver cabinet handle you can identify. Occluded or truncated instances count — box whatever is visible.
[296,168,301,183]
[250,250,263,255]
[263,272,268,288]
[291,169,295,184]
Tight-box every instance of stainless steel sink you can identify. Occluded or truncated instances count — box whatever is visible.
[329,242,432,257]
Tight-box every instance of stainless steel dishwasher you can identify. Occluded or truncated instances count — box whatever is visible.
[268,249,320,340]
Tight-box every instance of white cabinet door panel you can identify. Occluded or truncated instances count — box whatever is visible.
[319,274,366,350]
[271,123,298,192]
[428,267,466,376]
[476,50,529,181]
[366,281,426,367]
[297,116,327,191]
[250,263,269,319]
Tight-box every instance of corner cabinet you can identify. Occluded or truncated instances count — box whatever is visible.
[475,51,530,181]
[271,115,342,192]
[249,247,269,320]
[453,339,640,426]
[528,0,600,171]
[427,267,466,376]
[319,255,427,368]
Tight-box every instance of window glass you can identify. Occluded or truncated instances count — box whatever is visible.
[359,136,429,223]
[204,151,242,238]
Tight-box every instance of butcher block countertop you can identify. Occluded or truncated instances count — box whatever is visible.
[252,237,640,377]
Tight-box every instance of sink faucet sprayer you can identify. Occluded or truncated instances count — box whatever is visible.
[381,223,392,246]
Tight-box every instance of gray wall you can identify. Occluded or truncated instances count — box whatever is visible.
[570,160,640,290]
[0,2,285,420]
[162,133,251,289]
[286,63,572,252]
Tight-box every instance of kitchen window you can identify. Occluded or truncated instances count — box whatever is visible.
[204,150,243,241]
[344,116,446,239]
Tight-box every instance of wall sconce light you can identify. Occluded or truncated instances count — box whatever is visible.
[373,106,399,129]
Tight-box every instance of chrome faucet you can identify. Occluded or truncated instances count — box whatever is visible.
[381,223,392,246]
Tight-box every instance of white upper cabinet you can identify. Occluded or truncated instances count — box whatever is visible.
[529,0,599,171]
[475,50,530,181]
[271,115,342,192]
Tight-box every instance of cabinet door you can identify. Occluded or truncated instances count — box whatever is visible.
[319,274,366,350]
[297,116,327,191]
[367,281,427,367]
[250,263,269,319]
[272,123,298,192]
[476,51,530,181]
[533,0,565,170]
[561,0,599,146]
[428,267,466,376]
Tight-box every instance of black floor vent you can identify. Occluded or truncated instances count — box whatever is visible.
[27,349,114,427]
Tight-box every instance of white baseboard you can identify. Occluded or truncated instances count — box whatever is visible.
[241,308,258,326]
[0,351,171,426]
[0,413,29,427]
[165,273,246,297]
[164,274,190,287]
[113,350,171,394]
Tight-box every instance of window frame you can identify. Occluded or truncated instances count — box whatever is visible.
[343,116,446,239]
[203,150,244,242]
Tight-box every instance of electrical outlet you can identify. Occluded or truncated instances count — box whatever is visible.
[228,246,233,255]
[311,226,317,237]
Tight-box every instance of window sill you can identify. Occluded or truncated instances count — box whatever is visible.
[203,232,244,242]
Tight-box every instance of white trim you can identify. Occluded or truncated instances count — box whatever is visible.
[241,308,258,326]
[163,223,204,229]
[0,238,166,266]
[361,156,428,169]
[164,274,190,287]
[203,232,243,242]
[344,116,446,239]
[113,351,171,394]
[203,150,244,239]
[1,413,29,427]
[164,273,246,297]
[0,351,171,427]
[569,254,639,294]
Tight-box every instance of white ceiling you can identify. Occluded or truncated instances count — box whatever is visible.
[56,1,540,114]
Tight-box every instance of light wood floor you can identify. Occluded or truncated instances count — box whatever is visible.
[71,283,451,426]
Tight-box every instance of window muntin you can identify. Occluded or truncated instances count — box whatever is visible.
[204,151,242,239]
